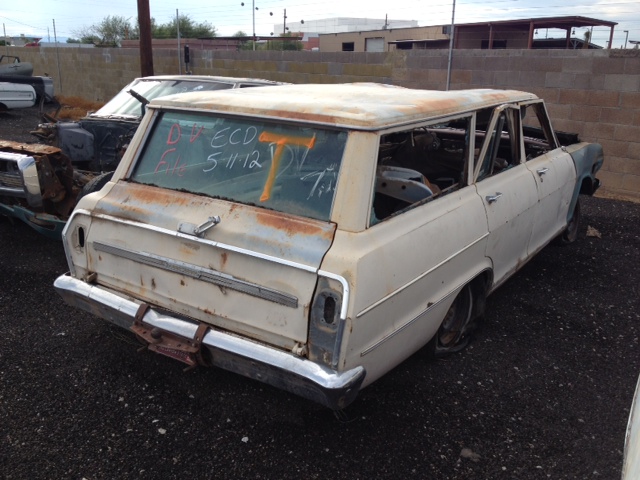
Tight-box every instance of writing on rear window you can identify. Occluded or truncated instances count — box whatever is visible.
[131,111,347,221]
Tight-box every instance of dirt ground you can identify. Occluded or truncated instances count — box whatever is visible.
[1,106,640,479]
[0,105,50,143]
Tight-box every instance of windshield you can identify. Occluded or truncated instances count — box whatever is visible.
[92,78,236,117]
[130,111,348,221]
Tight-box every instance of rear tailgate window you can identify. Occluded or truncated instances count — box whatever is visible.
[130,110,348,221]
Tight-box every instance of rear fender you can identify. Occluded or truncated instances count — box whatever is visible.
[565,142,603,222]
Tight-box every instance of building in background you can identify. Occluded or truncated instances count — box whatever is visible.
[273,17,418,36]
[319,16,617,52]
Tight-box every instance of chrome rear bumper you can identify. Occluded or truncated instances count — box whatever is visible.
[54,274,365,409]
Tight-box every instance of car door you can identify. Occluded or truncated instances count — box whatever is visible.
[522,102,576,254]
[474,105,539,288]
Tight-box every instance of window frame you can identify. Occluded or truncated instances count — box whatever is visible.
[367,112,476,227]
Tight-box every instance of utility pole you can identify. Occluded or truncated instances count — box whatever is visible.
[176,9,181,74]
[283,9,287,35]
[3,24,8,55]
[445,0,456,91]
[137,0,154,76]
[624,30,629,49]
[53,19,63,93]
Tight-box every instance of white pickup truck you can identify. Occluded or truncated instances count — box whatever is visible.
[0,82,36,110]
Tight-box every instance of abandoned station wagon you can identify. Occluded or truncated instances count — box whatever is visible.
[54,83,603,409]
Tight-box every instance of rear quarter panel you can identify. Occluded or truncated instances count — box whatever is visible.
[564,142,604,216]
[322,185,490,385]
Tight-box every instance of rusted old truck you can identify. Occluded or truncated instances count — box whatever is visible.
[54,84,602,408]
[0,75,284,238]
[0,140,94,238]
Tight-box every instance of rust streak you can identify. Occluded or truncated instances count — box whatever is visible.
[254,209,332,239]
[179,241,199,257]
[112,183,208,208]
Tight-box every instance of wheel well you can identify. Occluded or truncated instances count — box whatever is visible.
[579,177,594,195]
[469,271,492,319]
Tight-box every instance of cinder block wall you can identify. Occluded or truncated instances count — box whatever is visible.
[6,46,640,200]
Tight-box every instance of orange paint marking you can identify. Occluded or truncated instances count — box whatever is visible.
[258,131,316,202]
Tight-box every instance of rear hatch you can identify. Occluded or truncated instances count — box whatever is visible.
[80,108,348,350]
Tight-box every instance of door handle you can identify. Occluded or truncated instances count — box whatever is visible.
[178,215,221,237]
[536,167,549,177]
[485,192,503,204]
[194,215,221,237]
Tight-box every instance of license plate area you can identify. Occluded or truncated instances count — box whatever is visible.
[131,304,209,368]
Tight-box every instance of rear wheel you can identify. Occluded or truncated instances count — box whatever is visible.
[427,283,475,357]
[555,198,581,246]
[76,171,113,203]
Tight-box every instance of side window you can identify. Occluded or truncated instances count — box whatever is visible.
[371,116,472,224]
[521,102,560,161]
[476,106,522,181]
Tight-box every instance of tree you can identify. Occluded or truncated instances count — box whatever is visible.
[77,13,218,46]
[266,32,302,51]
[74,15,132,46]
[152,14,216,39]
[233,30,251,50]
[281,32,302,51]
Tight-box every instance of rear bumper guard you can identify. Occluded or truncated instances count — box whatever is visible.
[54,274,365,409]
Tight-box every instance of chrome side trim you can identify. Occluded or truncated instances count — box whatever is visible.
[317,270,351,369]
[93,241,298,308]
[18,157,43,207]
[360,266,492,357]
[360,282,459,357]
[355,233,489,318]
[53,274,365,409]
[317,270,350,321]
[71,210,318,273]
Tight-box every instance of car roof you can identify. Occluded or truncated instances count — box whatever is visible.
[149,83,538,130]
[137,75,285,86]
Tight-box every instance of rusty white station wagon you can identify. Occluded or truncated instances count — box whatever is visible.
[54,83,603,409]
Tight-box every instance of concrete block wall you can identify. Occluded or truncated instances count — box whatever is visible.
[5,45,639,200]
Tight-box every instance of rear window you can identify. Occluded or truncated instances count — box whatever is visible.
[130,110,348,221]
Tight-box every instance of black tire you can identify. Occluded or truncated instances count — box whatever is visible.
[555,198,581,246]
[427,283,475,358]
[77,171,114,203]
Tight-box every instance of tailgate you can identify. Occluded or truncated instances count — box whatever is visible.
[81,182,336,349]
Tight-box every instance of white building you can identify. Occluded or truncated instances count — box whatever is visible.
[273,17,418,36]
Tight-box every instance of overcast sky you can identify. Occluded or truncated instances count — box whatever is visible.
[2,0,639,48]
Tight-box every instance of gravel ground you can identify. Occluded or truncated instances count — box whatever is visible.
[1,106,640,479]
[0,106,46,143]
